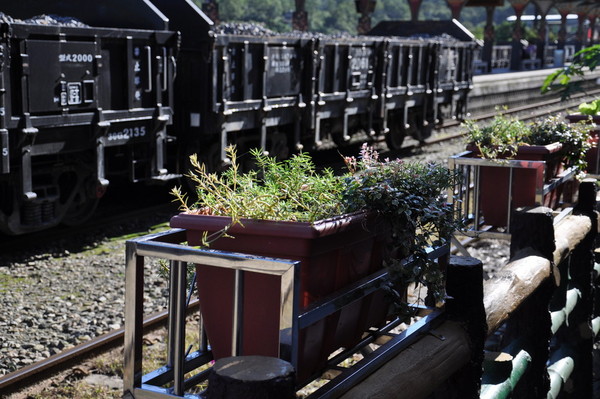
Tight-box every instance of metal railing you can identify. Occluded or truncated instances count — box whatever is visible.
[123,228,450,398]
[123,229,300,397]
[447,151,576,239]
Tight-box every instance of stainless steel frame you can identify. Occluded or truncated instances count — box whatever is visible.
[123,228,300,398]
[123,228,449,398]
[448,151,576,239]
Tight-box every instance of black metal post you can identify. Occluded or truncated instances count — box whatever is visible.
[444,255,487,398]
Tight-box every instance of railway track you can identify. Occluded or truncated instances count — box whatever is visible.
[1,90,599,397]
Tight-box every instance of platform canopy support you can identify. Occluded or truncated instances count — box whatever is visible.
[446,0,469,20]
[589,11,598,45]
[508,0,530,70]
[578,1,600,45]
[531,0,557,67]
[483,6,496,72]
[356,0,377,34]
[465,0,502,72]
[202,0,220,25]
[407,0,424,21]
[293,0,309,31]
[555,1,577,50]
[573,2,595,51]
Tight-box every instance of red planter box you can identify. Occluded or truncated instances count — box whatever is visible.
[170,212,391,382]
[565,114,600,174]
[466,143,564,227]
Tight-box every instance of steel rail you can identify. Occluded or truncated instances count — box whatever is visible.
[0,299,200,394]
[394,88,600,151]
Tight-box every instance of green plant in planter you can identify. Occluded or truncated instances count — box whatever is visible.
[171,147,345,245]
[463,112,591,174]
[463,112,530,159]
[172,144,461,311]
[528,115,591,174]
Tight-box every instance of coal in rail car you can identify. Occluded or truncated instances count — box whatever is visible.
[0,0,177,235]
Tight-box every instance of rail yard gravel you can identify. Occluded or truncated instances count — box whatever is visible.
[0,213,174,376]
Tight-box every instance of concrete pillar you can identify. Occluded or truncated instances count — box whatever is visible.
[407,0,423,22]
[508,0,530,70]
[482,6,496,72]
[292,0,308,31]
[356,0,377,34]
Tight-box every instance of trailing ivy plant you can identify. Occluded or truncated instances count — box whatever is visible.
[173,144,461,314]
[342,144,461,307]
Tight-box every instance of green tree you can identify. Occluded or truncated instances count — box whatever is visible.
[494,20,537,44]
[541,44,600,100]
[194,0,535,37]
[215,0,247,21]
[372,0,410,23]
[306,0,357,33]
[214,0,293,31]
[244,0,291,31]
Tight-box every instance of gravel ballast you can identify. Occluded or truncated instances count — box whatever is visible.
[0,222,172,376]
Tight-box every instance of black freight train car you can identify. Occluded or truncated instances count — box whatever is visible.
[371,20,477,150]
[0,0,178,235]
[152,0,476,169]
[0,0,476,235]
[152,0,318,169]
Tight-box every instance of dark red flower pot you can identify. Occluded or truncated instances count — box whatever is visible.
[565,114,600,174]
[170,212,391,382]
[466,143,564,227]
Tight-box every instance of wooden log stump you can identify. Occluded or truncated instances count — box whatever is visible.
[509,206,555,261]
[506,207,556,397]
[567,180,598,399]
[441,255,487,398]
[207,356,295,399]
